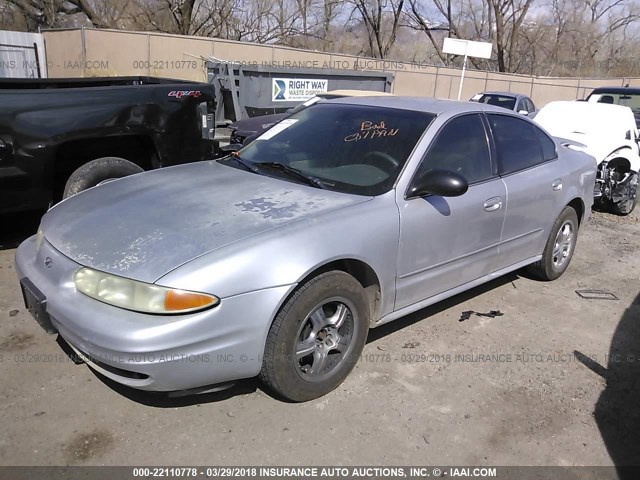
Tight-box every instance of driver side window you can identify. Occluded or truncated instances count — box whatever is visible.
[415,113,493,185]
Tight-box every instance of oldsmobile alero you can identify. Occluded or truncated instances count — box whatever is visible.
[16,97,597,401]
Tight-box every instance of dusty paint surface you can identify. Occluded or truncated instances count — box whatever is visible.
[41,161,367,283]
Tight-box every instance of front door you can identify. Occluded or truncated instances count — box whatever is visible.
[395,113,506,310]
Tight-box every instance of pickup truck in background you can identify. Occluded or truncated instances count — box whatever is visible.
[0,76,217,214]
[586,86,640,128]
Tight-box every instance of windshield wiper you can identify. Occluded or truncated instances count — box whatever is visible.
[254,162,326,189]
[221,156,326,189]
[220,153,258,173]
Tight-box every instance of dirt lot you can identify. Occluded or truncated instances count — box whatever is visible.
[0,209,638,467]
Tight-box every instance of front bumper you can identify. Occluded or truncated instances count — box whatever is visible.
[15,235,292,392]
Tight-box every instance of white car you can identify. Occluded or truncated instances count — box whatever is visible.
[535,101,639,215]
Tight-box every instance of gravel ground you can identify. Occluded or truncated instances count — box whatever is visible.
[0,208,638,467]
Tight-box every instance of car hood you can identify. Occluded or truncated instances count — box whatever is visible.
[42,161,370,283]
[551,131,625,164]
[535,101,638,163]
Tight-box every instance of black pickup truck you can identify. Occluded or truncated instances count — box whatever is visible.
[0,76,217,214]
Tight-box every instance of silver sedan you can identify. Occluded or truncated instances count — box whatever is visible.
[16,97,597,401]
[470,91,537,117]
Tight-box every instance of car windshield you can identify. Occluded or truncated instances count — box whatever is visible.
[588,91,640,127]
[476,94,517,111]
[227,103,435,196]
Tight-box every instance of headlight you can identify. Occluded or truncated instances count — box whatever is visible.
[74,267,218,314]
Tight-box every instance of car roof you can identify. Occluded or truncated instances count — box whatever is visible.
[320,89,394,97]
[327,95,520,115]
[590,86,640,95]
[475,91,527,98]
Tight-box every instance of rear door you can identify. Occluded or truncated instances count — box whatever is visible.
[395,113,506,310]
[486,113,562,269]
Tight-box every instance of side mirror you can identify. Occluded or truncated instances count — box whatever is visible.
[625,130,632,141]
[407,169,469,199]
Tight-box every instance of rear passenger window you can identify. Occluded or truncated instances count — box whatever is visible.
[535,126,558,160]
[416,113,492,184]
[488,114,544,175]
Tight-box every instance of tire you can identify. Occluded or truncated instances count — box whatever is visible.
[606,171,638,216]
[62,157,144,199]
[608,195,637,216]
[526,206,579,281]
[259,271,370,402]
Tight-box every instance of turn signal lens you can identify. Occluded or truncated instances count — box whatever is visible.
[74,267,219,314]
[165,290,216,312]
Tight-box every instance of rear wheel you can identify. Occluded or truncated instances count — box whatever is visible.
[259,271,369,402]
[62,157,144,199]
[526,206,579,281]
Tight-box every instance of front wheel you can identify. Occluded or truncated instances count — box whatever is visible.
[259,271,370,402]
[63,157,144,199]
[606,171,638,216]
[526,206,579,281]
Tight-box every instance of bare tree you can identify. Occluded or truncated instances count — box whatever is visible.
[131,0,197,34]
[489,0,535,71]
[2,0,132,30]
[405,0,537,72]
[3,0,640,77]
[349,0,405,58]
[320,0,342,48]
[404,0,450,63]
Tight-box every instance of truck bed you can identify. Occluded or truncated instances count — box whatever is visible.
[0,76,203,90]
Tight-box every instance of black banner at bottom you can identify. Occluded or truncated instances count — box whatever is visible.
[0,466,637,480]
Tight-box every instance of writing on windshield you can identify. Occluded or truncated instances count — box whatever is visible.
[345,121,400,142]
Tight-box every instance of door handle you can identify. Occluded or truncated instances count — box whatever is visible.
[552,179,562,191]
[484,197,503,212]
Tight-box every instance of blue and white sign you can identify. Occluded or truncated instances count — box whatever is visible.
[272,78,328,102]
